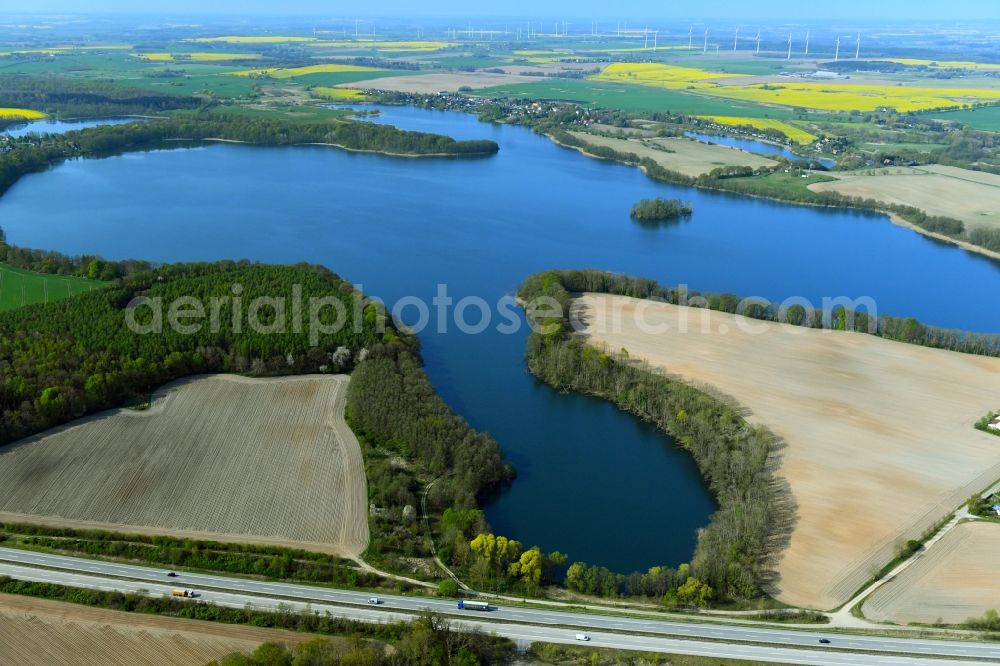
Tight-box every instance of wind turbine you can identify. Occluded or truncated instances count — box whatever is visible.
[733,26,740,52]
[855,32,861,59]
[787,32,792,60]
[835,36,841,61]
[755,31,761,55]
[688,25,694,49]
[804,30,810,56]
[703,28,709,54]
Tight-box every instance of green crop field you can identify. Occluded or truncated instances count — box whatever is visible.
[113,72,261,98]
[474,78,795,118]
[926,105,1000,132]
[0,264,108,312]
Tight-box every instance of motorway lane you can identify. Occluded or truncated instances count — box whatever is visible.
[0,561,991,666]
[1,548,998,663]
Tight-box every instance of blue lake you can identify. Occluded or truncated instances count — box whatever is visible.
[1,105,998,572]
[684,131,836,167]
[2,117,142,139]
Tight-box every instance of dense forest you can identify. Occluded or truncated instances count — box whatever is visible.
[0,114,498,197]
[517,271,787,602]
[0,261,385,445]
[629,198,693,221]
[0,75,204,121]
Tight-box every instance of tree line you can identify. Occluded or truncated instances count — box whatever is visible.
[0,523,398,591]
[515,271,792,603]
[0,261,385,446]
[0,232,149,280]
[211,614,515,666]
[542,268,1000,356]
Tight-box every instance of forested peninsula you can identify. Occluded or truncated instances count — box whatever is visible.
[0,115,499,197]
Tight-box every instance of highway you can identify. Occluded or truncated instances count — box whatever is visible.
[1,548,997,666]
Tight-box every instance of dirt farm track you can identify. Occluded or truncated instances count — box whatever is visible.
[0,374,369,557]
[574,293,1000,611]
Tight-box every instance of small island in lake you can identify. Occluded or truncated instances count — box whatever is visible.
[630,198,693,222]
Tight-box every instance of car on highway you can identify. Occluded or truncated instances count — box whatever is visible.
[367,597,382,605]
[818,638,831,644]
[575,634,590,642]
[166,571,178,577]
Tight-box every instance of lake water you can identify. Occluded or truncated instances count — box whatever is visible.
[684,131,836,167]
[1,105,998,572]
[2,117,141,139]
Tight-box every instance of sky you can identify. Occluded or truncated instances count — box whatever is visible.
[13,0,1000,21]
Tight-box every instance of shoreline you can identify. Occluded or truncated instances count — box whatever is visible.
[190,137,495,158]
[549,132,1000,264]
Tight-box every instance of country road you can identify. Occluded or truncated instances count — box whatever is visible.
[833,478,1000,628]
[0,548,998,665]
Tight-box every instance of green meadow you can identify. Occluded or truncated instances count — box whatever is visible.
[927,105,1000,132]
[0,264,108,312]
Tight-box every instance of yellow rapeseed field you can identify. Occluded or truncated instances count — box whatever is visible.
[133,52,262,61]
[186,36,317,44]
[591,62,745,90]
[705,82,1000,112]
[591,62,1000,112]
[696,115,818,144]
[886,58,1000,71]
[313,87,366,100]
[229,64,381,78]
[0,108,46,120]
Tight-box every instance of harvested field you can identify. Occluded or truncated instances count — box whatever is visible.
[0,592,318,666]
[574,293,1000,610]
[809,165,1000,230]
[861,521,1000,624]
[343,71,537,93]
[0,375,368,557]
[565,131,776,177]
